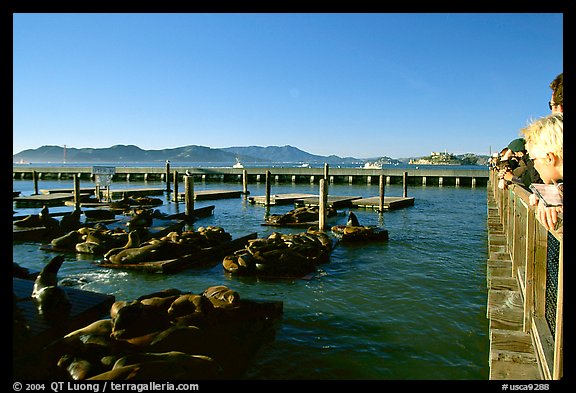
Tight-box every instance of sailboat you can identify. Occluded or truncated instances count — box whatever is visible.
[232,157,244,169]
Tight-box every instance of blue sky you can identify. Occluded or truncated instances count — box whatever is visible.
[13,13,563,159]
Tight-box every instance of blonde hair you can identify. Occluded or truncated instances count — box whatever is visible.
[520,113,563,161]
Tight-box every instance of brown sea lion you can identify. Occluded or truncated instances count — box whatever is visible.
[60,206,82,231]
[202,285,240,306]
[32,255,71,319]
[51,230,82,249]
[167,293,213,318]
[103,230,140,260]
[111,301,170,340]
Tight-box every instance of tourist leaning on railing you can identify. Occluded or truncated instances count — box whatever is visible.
[496,138,542,192]
[521,113,563,232]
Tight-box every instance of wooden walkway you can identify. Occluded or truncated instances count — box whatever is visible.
[486,183,541,379]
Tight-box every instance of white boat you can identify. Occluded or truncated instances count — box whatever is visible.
[299,163,311,168]
[363,162,382,169]
[232,158,244,169]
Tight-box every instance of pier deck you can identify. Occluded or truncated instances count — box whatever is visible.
[486,179,542,380]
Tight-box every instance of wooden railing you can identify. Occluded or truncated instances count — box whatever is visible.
[489,170,563,379]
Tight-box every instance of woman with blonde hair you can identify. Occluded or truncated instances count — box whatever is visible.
[521,112,563,230]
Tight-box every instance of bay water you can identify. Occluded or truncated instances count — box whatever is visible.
[12,175,490,380]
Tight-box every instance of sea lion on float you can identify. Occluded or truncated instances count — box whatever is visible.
[346,210,360,227]
[60,206,82,231]
[111,301,171,340]
[104,230,141,260]
[32,255,71,319]
[51,230,82,250]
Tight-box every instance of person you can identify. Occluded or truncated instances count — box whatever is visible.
[497,138,542,191]
[520,112,563,231]
[525,72,563,229]
[548,72,563,114]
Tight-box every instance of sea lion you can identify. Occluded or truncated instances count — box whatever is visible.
[202,285,240,309]
[13,214,42,228]
[111,301,170,340]
[104,230,140,260]
[346,211,360,227]
[39,205,61,230]
[51,230,82,250]
[111,352,223,379]
[32,255,71,319]
[60,206,82,231]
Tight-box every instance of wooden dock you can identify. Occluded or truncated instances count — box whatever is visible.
[486,170,563,380]
[351,196,415,210]
[249,193,317,205]
[486,182,541,379]
[180,189,243,201]
[295,195,362,208]
[13,278,115,368]
[14,192,80,207]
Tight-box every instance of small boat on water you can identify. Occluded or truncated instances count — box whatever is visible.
[363,162,383,169]
[299,162,311,168]
[232,158,244,169]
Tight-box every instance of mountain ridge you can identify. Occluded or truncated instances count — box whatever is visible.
[13,144,488,165]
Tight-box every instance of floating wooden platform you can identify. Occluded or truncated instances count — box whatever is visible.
[248,193,317,205]
[295,195,362,208]
[351,196,415,210]
[178,189,243,201]
[13,277,115,359]
[261,221,319,228]
[13,193,79,207]
[13,226,50,242]
[96,232,258,273]
[40,187,96,195]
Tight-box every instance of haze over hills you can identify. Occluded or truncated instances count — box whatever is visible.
[13,144,488,165]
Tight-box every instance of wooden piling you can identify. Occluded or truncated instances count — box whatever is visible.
[73,174,80,208]
[403,171,408,197]
[165,161,171,192]
[184,175,194,220]
[319,178,328,231]
[33,171,39,195]
[379,174,385,212]
[324,163,329,180]
[265,170,271,206]
[173,171,179,202]
[242,169,248,194]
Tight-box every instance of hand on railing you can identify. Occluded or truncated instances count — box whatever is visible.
[530,196,563,232]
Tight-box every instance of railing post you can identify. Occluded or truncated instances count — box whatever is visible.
[523,209,536,332]
[553,239,563,379]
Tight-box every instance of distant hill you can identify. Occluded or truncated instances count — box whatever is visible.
[13,144,489,166]
[13,144,360,164]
